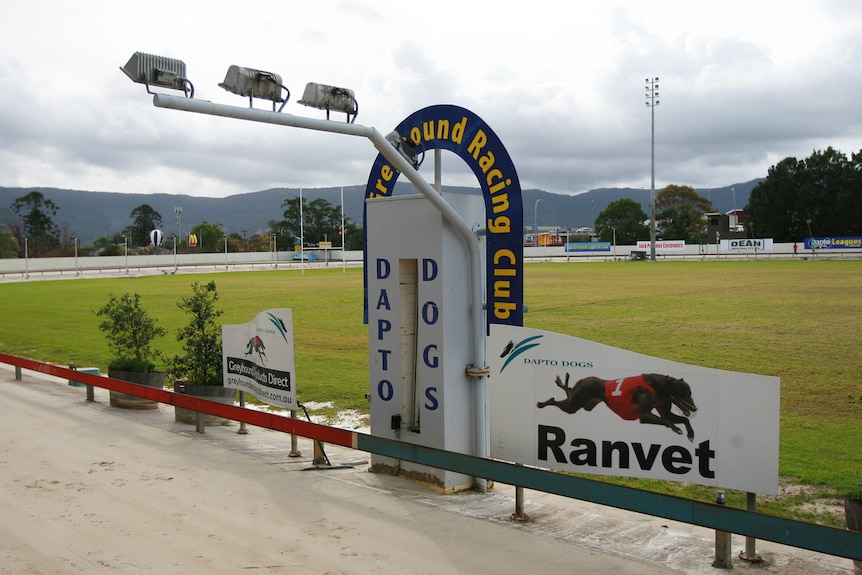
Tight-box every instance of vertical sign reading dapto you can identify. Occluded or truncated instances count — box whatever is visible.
[222,309,296,409]
[489,325,780,495]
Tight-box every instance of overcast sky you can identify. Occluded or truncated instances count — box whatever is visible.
[1,1,860,198]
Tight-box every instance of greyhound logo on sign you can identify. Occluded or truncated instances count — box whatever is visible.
[223,309,296,409]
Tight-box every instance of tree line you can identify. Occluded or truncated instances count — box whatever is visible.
[596,147,861,244]
[0,193,363,258]
[745,147,862,242]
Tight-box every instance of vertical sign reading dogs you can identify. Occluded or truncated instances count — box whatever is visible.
[490,325,780,495]
[222,309,296,409]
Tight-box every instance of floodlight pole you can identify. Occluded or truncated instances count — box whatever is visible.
[645,77,659,262]
[73,236,79,275]
[300,187,305,276]
[340,187,346,273]
[151,93,491,475]
[533,198,543,236]
[175,206,182,248]
[806,219,815,259]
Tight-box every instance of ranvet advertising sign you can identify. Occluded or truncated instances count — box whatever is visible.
[222,309,296,409]
[490,325,780,495]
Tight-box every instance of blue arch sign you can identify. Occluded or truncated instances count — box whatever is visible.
[364,104,524,328]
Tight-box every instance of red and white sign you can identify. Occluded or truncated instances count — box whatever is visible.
[222,309,296,409]
[637,240,686,252]
[489,325,780,495]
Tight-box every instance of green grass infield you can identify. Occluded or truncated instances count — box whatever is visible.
[1,259,859,525]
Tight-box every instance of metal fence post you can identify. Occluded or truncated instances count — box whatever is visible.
[289,409,301,457]
[237,392,249,435]
[512,464,529,521]
[740,492,762,562]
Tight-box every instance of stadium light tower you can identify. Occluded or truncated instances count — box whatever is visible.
[645,77,659,262]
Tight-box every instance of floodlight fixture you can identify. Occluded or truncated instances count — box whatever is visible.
[385,130,424,170]
[219,65,290,112]
[121,52,193,97]
[297,82,358,123]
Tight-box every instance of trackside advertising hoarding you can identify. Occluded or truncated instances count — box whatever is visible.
[489,325,780,495]
[637,240,685,252]
[222,309,296,409]
[720,238,774,251]
[566,242,611,253]
[805,236,862,250]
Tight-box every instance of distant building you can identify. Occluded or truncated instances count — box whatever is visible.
[727,209,746,232]
[706,211,747,244]
[537,232,564,246]
[525,227,570,246]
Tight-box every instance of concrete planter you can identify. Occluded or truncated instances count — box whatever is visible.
[108,369,166,410]
[174,384,236,426]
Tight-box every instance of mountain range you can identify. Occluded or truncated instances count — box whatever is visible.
[0,180,761,245]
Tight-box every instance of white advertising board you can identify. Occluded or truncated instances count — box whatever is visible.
[222,309,296,409]
[720,238,774,251]
[637,240,686,252]
[489,325,780,495]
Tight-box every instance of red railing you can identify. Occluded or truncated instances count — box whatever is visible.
[0,353,356,449]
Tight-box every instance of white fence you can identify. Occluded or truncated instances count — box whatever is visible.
[0,249,363,278]
[0,243,857,279]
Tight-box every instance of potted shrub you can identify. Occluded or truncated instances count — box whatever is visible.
[95,292,167,409]
[169,281,236,425]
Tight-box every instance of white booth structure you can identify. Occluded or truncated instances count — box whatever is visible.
[365,193,485,491]
[362,104,524,492]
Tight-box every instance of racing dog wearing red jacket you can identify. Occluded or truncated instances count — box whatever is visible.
[604,376,663,420]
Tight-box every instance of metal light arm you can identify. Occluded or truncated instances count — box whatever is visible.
[151,93,489,463]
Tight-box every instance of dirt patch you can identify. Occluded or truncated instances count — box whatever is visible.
[762,478,845,523]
